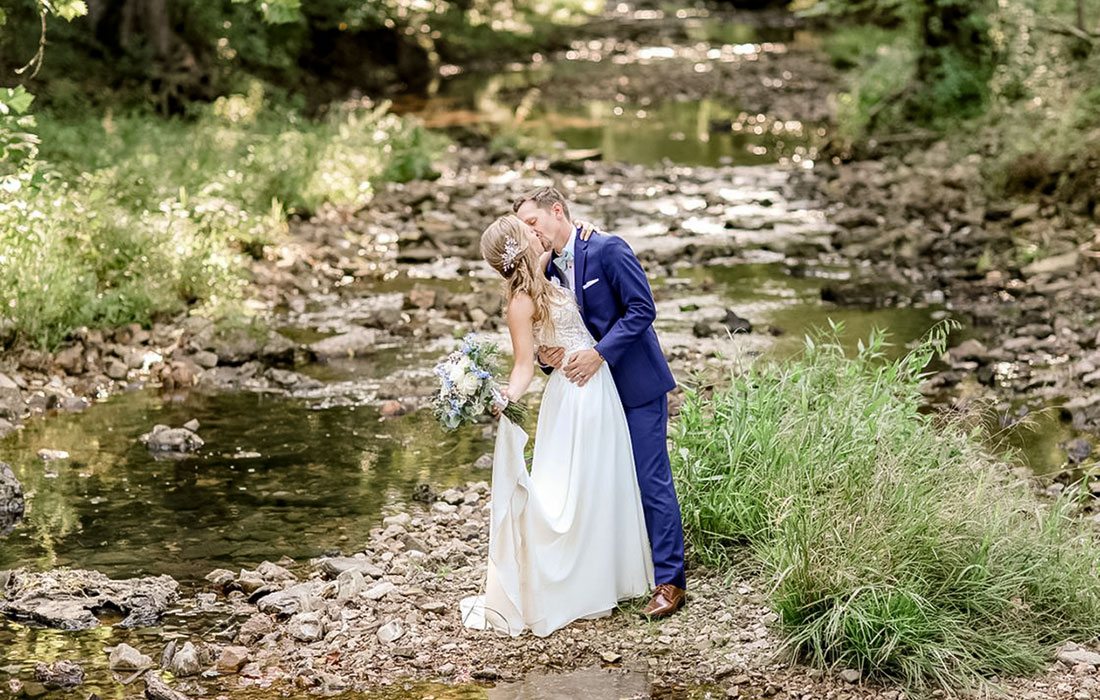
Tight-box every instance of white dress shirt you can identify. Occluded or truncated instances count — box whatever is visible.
[559,227,578,296]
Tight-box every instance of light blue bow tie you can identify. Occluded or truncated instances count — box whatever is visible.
[553,249,574,272]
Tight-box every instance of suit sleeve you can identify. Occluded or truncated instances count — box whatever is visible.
[593,237,657,367]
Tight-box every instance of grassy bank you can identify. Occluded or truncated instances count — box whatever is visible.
[672,324,1100,689]
[0,87,444,349]
[821,0,1100,205]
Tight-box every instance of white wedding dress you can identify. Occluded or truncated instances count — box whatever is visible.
[460,287,654,637]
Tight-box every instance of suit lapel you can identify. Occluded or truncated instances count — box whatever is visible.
[574,234,590,318]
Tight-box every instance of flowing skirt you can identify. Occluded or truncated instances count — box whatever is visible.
[460,364,654,637]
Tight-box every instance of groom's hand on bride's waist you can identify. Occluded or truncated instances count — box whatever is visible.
[537,345,565,370]
[564,349,604,387]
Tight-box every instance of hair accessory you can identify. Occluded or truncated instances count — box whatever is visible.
[501,236,522,273]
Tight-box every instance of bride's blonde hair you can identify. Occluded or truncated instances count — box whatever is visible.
[480,214,558,334]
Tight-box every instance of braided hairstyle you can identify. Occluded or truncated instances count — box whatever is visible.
[479,214,558,336]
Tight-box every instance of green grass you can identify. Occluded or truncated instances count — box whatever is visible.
[672,323,1100,690]
[0,85,446,349]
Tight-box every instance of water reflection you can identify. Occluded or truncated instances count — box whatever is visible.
[0,390,490,583]
[399,40,823,168]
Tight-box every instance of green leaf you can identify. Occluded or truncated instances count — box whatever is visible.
[2,87,36,115]
[54,0,88,21]
[0,8,7,26]
[259,0,301,24]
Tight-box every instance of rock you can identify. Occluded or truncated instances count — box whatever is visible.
[287,611,324,642]
[166,641,201,677]
[839,668,861,684]
[1,568,179,630]
[256,560,295,583]
[315,556,383,579]
[139,425,204,453]
[1064,438,1093,464]
[473,453,493,470]
[309,327,379,360]
[1,462,25,536]
[439,489,464,505]
[382,512,411,528]
[407,286,438,310]
[376,620,404,643]
[254,581,323,616]
[948,339,989,364]
[380,400,407,417]
[432,502,458,515]
[833,207,879,228]
[59,395,90,412]
[721,309,752,334]
[236,569,265,594]
[191,351,219,369]
[37,449,69,461]
[33,660,84,689]
[204,568,235,588]
[216,646,250,673]
[106,359,129,380]
[54,344,85,375]
[363,581,396,601]
[599,651,623,664]
[692,321,719,338]
[259,330,298,365]
[0,387,23,421]
[109,643,154,671]
[1058,644,1100,667]
[200,326,263,365]
[336,569,364,601]
[1010,202,1041,223]
[0,418,15,439]
[1022,251,1080,278]
[182,419,200,432]
[236,613,275,645]
[143,670,190,700]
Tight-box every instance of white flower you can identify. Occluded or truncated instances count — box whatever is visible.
[448,362,465,383]
[459,373,481,397]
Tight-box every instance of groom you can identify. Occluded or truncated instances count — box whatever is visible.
[512,186,687,618]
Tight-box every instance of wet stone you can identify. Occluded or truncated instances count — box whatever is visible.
[109,643,154,671]
[33,660,84,690]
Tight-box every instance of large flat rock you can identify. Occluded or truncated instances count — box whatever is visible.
[0,568,179,630]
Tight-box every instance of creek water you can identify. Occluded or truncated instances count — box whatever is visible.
[0,10,1082,700]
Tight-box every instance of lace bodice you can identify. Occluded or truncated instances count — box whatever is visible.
[536,286,596,354]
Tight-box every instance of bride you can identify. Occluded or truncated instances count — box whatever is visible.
[459,214,654,637]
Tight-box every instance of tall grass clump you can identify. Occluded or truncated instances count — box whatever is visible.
[672,323,1100,689]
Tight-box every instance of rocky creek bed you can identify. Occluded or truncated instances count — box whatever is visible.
[8,483,1100,699]
[3,3,1100,698]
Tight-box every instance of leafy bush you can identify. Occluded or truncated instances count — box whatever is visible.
[673,324,1100,689]
[1,86,446,348]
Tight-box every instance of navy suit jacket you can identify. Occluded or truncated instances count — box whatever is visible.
[548,231,676,408]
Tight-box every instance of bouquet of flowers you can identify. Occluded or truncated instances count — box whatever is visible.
[433,334,528,431]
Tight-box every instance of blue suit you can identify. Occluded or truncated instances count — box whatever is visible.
[548,229,686,590]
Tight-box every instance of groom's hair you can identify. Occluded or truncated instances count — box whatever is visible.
[512,186,571,221]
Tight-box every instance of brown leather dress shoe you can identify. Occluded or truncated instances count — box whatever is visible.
[641,583,686,619]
